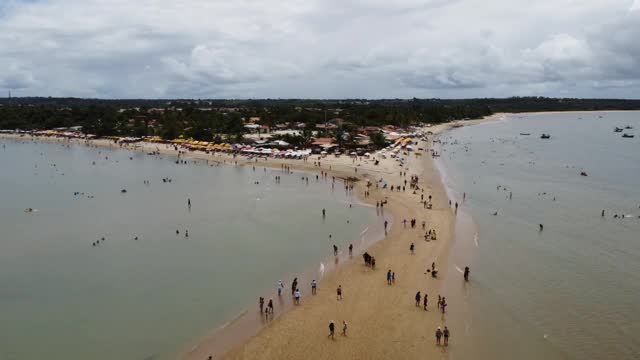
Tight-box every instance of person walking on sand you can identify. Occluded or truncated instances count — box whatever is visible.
[294,289,301,304]
[423,293,428,311]
[441,297,447,314]
[387,270,392,285]
[436,327,443,345]
[328,321,335,339]
[415,291,421,306]
[341,321,348,336]
[410,243,415,255]
[337,285,342,300]
[259,297,264,313]
[267,298,273,314]
[311,280,317,295]
[443,326,450,346]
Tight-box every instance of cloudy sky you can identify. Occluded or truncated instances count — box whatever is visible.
[1,0,639,98]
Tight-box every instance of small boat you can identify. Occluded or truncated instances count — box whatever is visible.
[540,134,551,139]
[520,133,531,136]
[580,171,588,177]
[625,126,633,130]
[121,189,127,193]
[622,134,635,138]
[614,127,623,132]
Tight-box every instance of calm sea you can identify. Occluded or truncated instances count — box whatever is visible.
[436,112,640,359]
[0,140,380,360]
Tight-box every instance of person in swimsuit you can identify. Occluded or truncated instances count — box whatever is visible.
[267,298,273,314]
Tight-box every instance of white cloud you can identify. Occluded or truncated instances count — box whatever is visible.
[0,0,638,98]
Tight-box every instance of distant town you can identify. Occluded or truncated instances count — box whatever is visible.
[2,97,640,153]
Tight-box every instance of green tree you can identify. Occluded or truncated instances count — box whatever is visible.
[369,132,387,148]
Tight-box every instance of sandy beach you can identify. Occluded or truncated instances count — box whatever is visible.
[0,116,493,360]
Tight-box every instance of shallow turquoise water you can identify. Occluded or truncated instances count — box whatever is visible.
[0,140,378,360]
[438,112,640,359]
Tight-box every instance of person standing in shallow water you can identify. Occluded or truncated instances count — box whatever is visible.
[464,266,470,281]
[348,243,353,256]
[333,245,338,256]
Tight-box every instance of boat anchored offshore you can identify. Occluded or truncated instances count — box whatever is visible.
[541,134,551,139]
[622,134,635,138]
[614,127,623,132]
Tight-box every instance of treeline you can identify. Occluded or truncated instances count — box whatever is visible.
[1,97,639,140]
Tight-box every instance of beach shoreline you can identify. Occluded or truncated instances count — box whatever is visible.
[0,115,493,360]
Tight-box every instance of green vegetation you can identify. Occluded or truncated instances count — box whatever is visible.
[1,97,639,141]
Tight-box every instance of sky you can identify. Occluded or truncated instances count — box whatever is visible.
[0,0,639,99]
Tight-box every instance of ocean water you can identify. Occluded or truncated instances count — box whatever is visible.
[436,112,640,359]
[0,139,380,360]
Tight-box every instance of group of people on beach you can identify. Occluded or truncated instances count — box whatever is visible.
[244,142,466,351]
